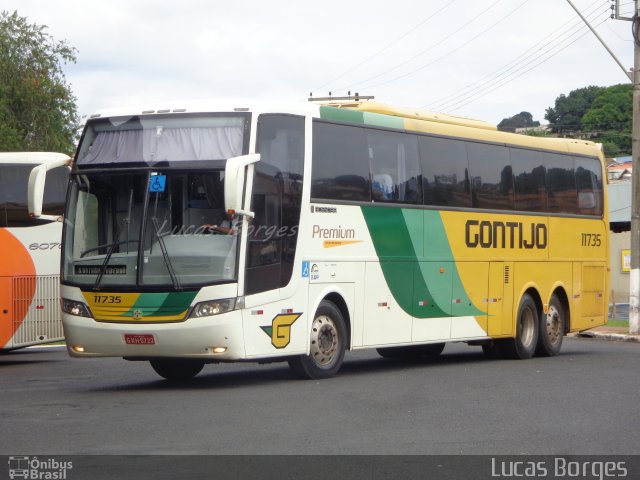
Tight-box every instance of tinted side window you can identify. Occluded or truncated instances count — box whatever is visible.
[468,143,513,210]
[511,148,547,212]
[43,166,70,216]
[311,121,370,201]
[0,164,31,227]
[246,114,305,295]
[575,156,603,216]
[545,154,576,214]
[367,130,421,204]
[419,136,470,208]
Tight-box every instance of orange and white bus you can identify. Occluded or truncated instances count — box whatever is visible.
[44,99,608,380]
[0,152,70,350]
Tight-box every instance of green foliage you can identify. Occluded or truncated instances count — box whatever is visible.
[0,10,79,153]
[582,84,632,156]
[544,85,605,133]
[497,111,540,132]
[545,84,632,157]
[522,129,552,138]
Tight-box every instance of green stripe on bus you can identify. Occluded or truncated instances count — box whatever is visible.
[361,206,484,318]
[319,106,364,124]
[319,106,405,130]
[122,291,197,317]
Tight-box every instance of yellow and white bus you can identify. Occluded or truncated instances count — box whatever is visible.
[1,152,70,350]
[43,99,608,380]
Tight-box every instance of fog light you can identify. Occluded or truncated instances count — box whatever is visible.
[212,347,227,354]
[72,345,85,353]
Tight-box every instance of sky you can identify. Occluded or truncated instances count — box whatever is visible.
[3,0,636,125]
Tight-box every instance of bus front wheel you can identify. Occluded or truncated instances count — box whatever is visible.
[501,293,539,359]
[149,359,205,381]
[288,300,346,379]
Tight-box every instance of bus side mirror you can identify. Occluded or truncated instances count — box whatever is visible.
[28,157,71,221]
[224,153,260,218]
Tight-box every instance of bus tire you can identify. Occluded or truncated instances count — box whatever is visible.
[149,359,205,381]
[377,343,445,359]
[535,294,565,357]
[501,293,539,360]
[288,300,346,379]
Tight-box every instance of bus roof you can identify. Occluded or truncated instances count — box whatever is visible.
[0,152,71,165]
[84,98,604,159]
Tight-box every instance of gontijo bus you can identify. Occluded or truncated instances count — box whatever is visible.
[36,99,608,380]
[1,152,70,350]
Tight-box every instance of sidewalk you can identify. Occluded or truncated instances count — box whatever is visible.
[574,325,640,343]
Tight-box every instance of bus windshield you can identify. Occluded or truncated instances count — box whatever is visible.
[64,170,239,289]
[64,112,250,289]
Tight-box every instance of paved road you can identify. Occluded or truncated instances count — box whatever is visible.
[1,338,638,455]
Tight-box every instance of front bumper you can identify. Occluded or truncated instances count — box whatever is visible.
[62,310,245,360]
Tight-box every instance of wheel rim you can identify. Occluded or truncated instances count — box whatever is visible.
[309,314,339,368]
[545,305,562,345]
[520,305,536,347]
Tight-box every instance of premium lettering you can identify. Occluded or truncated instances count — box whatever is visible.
[465,220,547,249]
[312,225,355,240]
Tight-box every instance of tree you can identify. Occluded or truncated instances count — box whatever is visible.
[544,85,605,134]
[497,111,540,133]
[581,83,632,156]
[0,10,78,153]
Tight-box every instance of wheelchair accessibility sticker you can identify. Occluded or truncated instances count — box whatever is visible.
[149,174,167,193]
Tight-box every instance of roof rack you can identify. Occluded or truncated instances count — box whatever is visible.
[308,93,374,102]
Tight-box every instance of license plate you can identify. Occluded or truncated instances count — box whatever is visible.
[124,334,155,345]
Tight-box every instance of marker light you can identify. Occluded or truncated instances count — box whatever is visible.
[61,299,92,318]
[189,298,237,318]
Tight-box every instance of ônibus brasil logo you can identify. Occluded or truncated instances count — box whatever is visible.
[8,456,72,479]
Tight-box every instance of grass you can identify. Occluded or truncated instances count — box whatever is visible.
[606,319,629,327]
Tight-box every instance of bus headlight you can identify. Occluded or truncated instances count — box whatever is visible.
[189,298,236,318]
[61,298,92,318]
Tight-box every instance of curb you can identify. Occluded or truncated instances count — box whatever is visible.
[573,331,640,343]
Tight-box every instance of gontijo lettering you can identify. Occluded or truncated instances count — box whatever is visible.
[465,220,547,249]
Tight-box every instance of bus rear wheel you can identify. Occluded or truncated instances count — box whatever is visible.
[501,293,539,360]
[535,294,565,357]
[288,300,346,380]
[149,359,205,381]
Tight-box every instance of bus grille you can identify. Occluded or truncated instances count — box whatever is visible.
[12,275,63,346]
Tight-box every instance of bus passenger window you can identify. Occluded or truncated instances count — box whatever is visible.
[367,130,421,204]
[546,154,577,214]
[311,122,370,202]
[511,148,547,212]
[575,156,603,216]
[468,143,514,210]
[420,136,470,208]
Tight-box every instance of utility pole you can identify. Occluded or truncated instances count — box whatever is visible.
[568,0,638,334]
[629,1,640,334]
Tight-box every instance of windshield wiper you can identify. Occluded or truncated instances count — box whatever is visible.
[92,189,134,291]
[151,216,182,290]
[92,223,124,291]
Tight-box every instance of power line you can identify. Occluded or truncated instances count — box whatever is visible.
[332,0,506,93]
[440,15,611,112]
[427,0,606,110]
[312,1,458,94]
[356,0,531,93]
